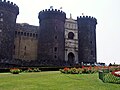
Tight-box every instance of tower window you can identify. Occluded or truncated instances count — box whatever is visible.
[54,47,57,52]
[36,34,38,38]
[0,12,3,17]
[14,45,15,49]
[55,36,57,39]
[13,45,15,55]
[91,51,94,55]
[54,55,57,59]
[0,29,2,33]
[68,32,74,39]
[24,46,26,50]
[90,41,92,44]
[0,18,3,22]
[55,26,57,30]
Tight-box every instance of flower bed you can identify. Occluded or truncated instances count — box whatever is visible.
[98,66,120,84]
[60,66,120,75]
[60,67,95,74]
[10,68,21,74]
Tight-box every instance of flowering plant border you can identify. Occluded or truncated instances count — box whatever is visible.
[60,67,95,74]
[10,68,21,74]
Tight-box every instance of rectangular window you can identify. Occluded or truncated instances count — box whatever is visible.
[54,55,57,59]
[55,36,57,39]
[0,13,3,17]
[90,41,92,44]
[24,46,26,50]
[36,34,38,38]
[0,18,3,22]
[0,29,2,33]
[54,47,57,52]
[91,51,94,55]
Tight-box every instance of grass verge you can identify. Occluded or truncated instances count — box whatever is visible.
[0,71,120,90]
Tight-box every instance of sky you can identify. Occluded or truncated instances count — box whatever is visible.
[9,0,120,65]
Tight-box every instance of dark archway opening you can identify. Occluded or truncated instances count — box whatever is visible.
[68,52,75,66]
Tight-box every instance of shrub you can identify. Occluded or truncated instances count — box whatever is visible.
[25,68,41,72]
[103,73,120,84]
[82,66,95,74]
[60,67,95,74]
[10,68,21,74]
[70,68,79,74]
[27,68,34,72]
[60,67,70,74]
[33,68,41,72]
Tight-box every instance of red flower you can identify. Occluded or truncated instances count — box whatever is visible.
[82,66,84,68]
[64,67,69,71]
[88,66,92,70]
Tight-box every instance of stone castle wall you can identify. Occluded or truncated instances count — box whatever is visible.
[0,0,97,67]
[13,23,38,61]
[0,0,19,61]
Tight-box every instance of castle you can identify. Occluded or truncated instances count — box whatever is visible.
[0,0,97,67]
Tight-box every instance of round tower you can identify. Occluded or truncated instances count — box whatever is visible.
[0,0,19,61]
[38,9,66,66]
[77,16,97,65]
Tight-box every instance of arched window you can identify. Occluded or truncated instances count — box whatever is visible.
[33,33,35,37]
[18,32,20,35]
[24,32,26,36]
[30,33,32,37]
[68,32,74,39]
[27,33,29,36]
[21,32,23,35]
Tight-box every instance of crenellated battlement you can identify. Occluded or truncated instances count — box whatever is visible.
[0,0,19,15]
[40,9,65,14]
[77,16,97,24]
[38,9,66,22]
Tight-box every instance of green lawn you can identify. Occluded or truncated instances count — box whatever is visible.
[0,71,119,90]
